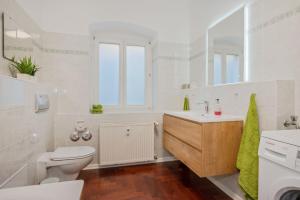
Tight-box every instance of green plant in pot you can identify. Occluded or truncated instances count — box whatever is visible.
[10,56,39,81]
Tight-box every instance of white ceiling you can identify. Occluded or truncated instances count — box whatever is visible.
[16,0,247,43]
[189,0,246,41]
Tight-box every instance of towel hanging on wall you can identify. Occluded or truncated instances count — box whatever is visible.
[236,94,260,200]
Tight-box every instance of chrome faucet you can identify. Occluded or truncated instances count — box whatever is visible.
[197,101,209,114]
[283,115,300,129]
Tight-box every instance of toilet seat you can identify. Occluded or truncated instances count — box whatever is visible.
[50,146,95,161]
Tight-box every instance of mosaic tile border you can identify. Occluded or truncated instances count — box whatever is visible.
[249,5,300,34]
[152,56,190,63]
[4,45,33,52]
[42,48,89,55]
[32,40,89,56]
[32,40,43,51]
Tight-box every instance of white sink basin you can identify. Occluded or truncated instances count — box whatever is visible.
[165,111,244,123]
[0,180,84,200]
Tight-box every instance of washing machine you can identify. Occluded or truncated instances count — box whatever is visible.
[259,130,300,200]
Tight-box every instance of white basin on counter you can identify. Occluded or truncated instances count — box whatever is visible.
[164,111,244,123]
[0,180,84,200]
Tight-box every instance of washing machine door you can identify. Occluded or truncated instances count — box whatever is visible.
[279,190,300,200]
[270,178,300,200]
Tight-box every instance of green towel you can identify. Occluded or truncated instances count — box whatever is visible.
[236,94,260,200]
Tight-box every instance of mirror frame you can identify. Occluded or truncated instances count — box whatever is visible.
[1,13,9,61]
[2,13,15,62]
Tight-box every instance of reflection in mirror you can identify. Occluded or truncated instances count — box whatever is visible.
[2,13,33,61]
[208,8,244,86]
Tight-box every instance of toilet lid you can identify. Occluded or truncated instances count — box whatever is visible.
[51,146,95,161]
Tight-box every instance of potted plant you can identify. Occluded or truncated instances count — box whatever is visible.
[9,56,39,81]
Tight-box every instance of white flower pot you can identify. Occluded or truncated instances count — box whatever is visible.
[16,73,37,82]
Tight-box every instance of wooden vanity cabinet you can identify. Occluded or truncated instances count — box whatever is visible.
[163,114,243,177]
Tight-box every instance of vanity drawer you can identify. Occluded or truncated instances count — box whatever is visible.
[163,113,243,177]
[163,114,202,150]
[163,132,204,176]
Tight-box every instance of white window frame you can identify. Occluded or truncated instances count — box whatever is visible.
[93,34,152,112]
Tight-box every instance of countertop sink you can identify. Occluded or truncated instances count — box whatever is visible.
[164,111,244,123]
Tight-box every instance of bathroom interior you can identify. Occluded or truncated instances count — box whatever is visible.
[0,0,300,200]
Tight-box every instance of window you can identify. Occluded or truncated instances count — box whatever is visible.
[126,46,145,105]
[99,44,120,105]
[213,54,222,85]
[226,54,240,83]
[98,41,150,110]
[212,53,241,85]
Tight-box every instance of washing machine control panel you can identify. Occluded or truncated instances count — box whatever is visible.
[259,137,299,171]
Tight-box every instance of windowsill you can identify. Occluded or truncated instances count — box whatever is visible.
[208,81,246,87]
[56,111,159,116]
[55,109,184,116]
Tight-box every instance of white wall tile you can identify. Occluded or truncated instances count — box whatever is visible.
[0,76,56,188]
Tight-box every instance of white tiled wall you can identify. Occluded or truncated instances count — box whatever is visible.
[246,0,300,120]
[189,36,206,88]
[153,41,190,111]
[0,0,57,188]
[0,75,56,188]
[183,80,294,131]
[248,0,300,82]
[40,32,90,114]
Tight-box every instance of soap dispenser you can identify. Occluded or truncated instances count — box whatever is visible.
[214,98,222,116]
[183,96,190,111]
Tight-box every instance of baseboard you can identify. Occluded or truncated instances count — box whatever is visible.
[84,164,101,170]
[155,156,177,163]
[83,156,177,170]
[207,177,244,200]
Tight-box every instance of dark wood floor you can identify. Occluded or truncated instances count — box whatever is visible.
[78,161,232,200]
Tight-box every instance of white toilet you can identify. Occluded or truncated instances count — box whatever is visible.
[37,146,95,183]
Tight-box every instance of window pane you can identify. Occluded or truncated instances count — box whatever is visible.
[126,46,145,105]
[213,54,222,85]
[226,54,240,84]
[99,43,120,105]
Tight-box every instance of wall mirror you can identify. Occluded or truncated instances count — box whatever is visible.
[207,8,245,86]
[2,13,34,61]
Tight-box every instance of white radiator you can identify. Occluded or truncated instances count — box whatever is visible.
[99,123,155,166]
